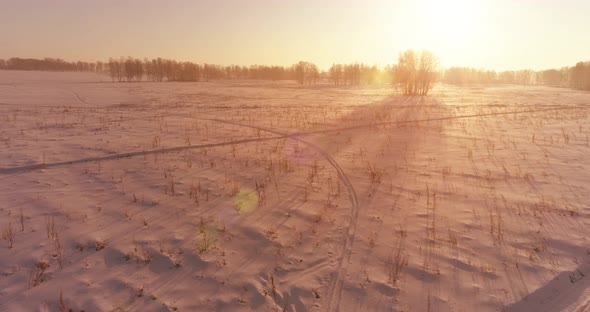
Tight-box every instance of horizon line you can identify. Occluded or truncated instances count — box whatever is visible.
[0,55,585,73]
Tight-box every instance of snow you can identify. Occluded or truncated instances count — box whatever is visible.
[1,71,589,311]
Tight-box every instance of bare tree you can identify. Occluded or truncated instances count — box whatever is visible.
[107,58,117,82]
[571,62,590,90]
[292,61,319,84]
[394,50,417,95]
[329,64,343,85]
[393,50,438,95]
[294,61,306,84]
[417,50,439,95]
[516,69,534,86]
[107,58,123,82]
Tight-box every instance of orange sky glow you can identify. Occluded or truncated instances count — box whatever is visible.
[1,0,589,70]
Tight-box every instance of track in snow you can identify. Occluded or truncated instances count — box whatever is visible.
[201,117,359,312]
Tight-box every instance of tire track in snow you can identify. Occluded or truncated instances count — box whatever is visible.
[200,117,359,312]
[4,105,586,176]
[70,90,89,105]
[295,104,589,137]
[0,135,284,175]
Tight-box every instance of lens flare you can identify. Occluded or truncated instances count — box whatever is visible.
[234,188,258,213]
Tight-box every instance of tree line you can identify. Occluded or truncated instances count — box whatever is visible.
[0,52,443,95]
[0,54,432,90]
[441,64,590,90]
[105,57,323,83]
[3,54,589,93]
[0,57,105,72]
[328,63,393,85]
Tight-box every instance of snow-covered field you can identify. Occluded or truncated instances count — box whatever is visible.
[1,70,589,312]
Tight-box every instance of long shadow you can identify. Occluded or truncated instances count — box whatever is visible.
[0,135,284,175]
[3,99,585,176]
[290,104,589,137]
[200,115,361,312]
[503,263,589,312]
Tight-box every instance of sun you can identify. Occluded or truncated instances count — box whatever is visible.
[421,0,486,47]
[376,0,491,66]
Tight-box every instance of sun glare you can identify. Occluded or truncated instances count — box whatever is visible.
[426,0,484,44]
[418,0,484,47]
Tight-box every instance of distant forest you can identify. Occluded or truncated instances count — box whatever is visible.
[442,64,590,90]
[1,56,589,91]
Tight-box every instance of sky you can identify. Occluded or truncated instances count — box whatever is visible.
[1,0,589,71]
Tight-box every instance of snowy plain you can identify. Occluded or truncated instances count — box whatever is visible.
[0,71,589,311]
